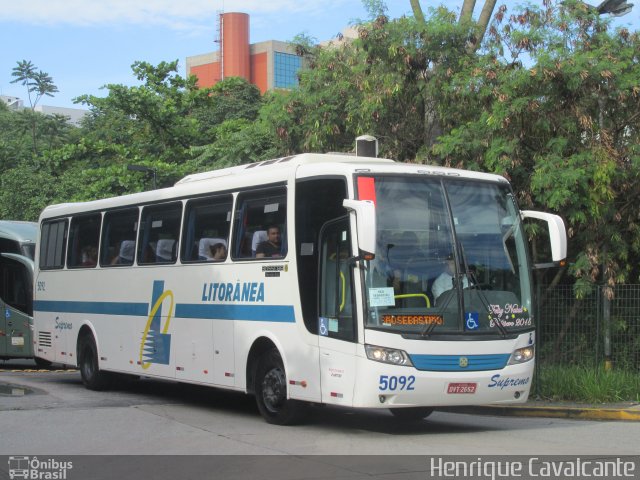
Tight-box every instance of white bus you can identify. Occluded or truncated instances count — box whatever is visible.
[33,153,566,424]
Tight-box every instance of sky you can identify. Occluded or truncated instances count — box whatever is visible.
[1,0,638,110]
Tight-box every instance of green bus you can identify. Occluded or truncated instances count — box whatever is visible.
[0,220,45,364]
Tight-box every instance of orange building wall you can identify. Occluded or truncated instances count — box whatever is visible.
[250,52,268,94]
[222,13,250,80]
[190,62,220,88]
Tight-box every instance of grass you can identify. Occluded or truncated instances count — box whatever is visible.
[534,364,640,403]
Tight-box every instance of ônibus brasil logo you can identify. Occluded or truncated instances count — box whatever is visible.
[8,456,73,480]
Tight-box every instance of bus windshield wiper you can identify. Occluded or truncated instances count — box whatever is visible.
[466,268,508,337]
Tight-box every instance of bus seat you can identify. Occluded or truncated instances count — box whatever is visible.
[198,237,227,260]
[117,240,135,264]
[156,239,176,263]
[251,230,268,257]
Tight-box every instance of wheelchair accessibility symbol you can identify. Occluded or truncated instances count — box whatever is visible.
[466,312,479,330]
[319,317,329,336]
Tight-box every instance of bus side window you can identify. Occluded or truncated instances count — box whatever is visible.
[138,202,182,265]
[180,196,232,262]
[100,208,139,267]
[67,214,101,268]
[39,219,68,270]
[232,188,287,260]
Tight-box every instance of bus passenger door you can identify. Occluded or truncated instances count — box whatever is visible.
[318,218,357,405]
[0,254,34,359]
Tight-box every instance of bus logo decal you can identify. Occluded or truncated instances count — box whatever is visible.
[139,280,174,369]
[459,357,469,368]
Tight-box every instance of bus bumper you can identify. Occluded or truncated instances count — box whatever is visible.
[351,356,533,409]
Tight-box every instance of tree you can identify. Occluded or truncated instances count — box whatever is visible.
[193,77,262,133]
[410,0,497,53]
[10,60,59,110]
[9,60,60,155]
[267,8,472,159]
[433,0,640,289]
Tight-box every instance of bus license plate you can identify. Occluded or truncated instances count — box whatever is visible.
[447,382,477,394]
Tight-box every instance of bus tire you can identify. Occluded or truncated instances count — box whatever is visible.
[389,407,434,421]
[78,334,111,391]
[254,349,307,425]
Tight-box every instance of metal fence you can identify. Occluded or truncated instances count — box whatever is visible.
[536,284,640,371]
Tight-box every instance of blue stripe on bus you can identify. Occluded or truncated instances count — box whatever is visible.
[175,304,295,323]
[33,300,295,323]
[409,353,511,372]
[34,300,149,317]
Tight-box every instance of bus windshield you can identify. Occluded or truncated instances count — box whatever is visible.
[362,175,533,335]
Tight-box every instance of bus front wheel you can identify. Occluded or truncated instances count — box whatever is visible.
[254,349,307,425]
[389,407,434,421]
[78,334,111,391]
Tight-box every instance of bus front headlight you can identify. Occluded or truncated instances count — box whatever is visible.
[365,344,413,366]
[508,346,535,365]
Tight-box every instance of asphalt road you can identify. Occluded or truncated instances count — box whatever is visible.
[1,361,639,457]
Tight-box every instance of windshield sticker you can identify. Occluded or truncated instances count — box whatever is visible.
[319,317,329,336]
[465,312,480,330]
[329,318,339,332]
[489,303,532,328]
[369,287,395,307]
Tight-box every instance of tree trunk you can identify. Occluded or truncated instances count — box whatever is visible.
[468,0,497,52]
[460,0,477,24]
[409,0,425,23]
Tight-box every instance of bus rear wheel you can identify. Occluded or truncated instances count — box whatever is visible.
[78,334,111,391]
[254,349,307,425]
[389,407,434,421]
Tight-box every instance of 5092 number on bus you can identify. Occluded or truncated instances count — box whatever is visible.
[378,375,416,391]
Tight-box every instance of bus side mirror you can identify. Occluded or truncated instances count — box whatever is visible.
[521,211,567,266]
[343,199,376,259]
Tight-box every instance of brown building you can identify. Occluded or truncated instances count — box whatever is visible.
[186,12,303,94]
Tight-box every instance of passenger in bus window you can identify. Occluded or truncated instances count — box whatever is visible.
[81,245,98,267]
[255,225,282,258]
[111,240,134,265]
[210,242,227,261]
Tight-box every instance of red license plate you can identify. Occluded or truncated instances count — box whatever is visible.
[447,382,477,394]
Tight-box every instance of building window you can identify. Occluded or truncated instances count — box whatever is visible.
[274,52,301,89]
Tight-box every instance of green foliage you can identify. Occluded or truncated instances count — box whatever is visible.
[262,10,472,160]
[2,1,640,295]
[8,60,62,157]
[11,59,59,109]
[435,0,640,286]
[536,365,640,402]
[1,60,276,219]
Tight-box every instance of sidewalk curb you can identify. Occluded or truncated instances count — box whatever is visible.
[436,404,640,421]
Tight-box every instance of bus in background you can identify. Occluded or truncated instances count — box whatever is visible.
[0,220,43,364]
[32,152,566,424]
[0,220,37,260]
